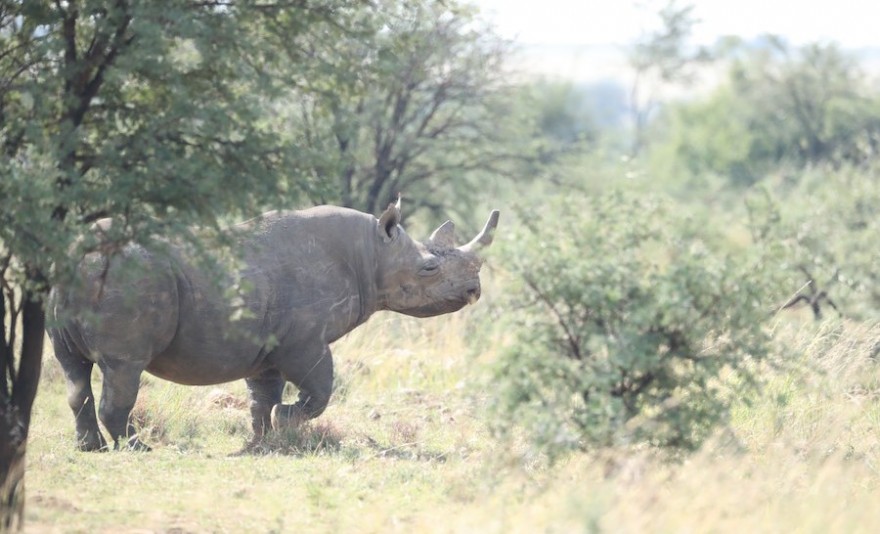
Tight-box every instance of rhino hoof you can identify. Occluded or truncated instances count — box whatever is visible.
[232,438,271,456]
[124,435,152,452]
[270,404,305,431]
[77,431,108,452]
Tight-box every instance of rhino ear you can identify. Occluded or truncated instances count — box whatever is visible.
[377,197,402,242]
[428,220,456,248]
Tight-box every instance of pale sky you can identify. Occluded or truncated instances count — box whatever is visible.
[473,0,880,48]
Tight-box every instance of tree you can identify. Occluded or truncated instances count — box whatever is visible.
[283,0,520,220]
[627,0,706,156]
[729,38,880,167]
[0,0,359,527]
[650,85,758,186]
[653,38,880,187]
[528,80,599,149]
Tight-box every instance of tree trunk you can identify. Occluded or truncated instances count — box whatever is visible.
[0,399,27,532]
[0,294,46,531]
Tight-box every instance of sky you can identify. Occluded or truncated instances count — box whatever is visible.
[472,0,880,48]
[470,1,880,82]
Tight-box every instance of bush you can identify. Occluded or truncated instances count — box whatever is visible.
[491,192,773,455]
[746,164,880,320]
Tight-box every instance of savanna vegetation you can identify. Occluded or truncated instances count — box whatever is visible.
[4,0,880,531]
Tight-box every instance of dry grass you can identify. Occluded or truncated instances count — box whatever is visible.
[23,305,880,532]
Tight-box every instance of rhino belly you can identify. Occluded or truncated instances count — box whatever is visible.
[146,344,265,386]
[145,309,269,386]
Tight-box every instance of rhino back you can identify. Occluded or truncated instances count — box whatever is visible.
[239,207,380,345]
[52,207,380,386]
[148,207,378,384]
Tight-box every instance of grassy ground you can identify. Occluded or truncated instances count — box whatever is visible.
[24,304,880,533]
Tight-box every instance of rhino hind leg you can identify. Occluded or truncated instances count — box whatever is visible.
[53,341,107,452]
[97,360,151,451]
[270,344,334,430]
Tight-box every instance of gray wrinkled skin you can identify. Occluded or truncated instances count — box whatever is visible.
[47,203,499,451]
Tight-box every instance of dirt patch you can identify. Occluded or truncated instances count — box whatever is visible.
[30,493,80,512]
[204,389,248,411]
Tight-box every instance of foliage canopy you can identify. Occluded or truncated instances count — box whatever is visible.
[285,0,520,220]
[652,39,880,186]
[0,0,365,527]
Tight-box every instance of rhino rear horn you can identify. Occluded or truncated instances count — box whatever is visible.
[459,210,500,254]
[428,220,456,248]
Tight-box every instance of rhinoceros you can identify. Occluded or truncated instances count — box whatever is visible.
[47,200,499,451]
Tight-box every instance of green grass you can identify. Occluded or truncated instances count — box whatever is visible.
[25,306,880,532]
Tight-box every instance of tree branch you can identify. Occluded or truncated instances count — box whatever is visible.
[70,1,134,127]
[523,274,583,360]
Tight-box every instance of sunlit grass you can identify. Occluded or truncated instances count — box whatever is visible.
[25,304,880,532]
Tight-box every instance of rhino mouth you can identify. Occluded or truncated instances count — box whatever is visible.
[465,285,481,304]
[402,286,480,318]
[404,299,468,318]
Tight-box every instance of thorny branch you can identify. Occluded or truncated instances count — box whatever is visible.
[522,274,583,361]
[781,266,843,320]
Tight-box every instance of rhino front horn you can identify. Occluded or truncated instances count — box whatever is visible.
[459,210,500,254]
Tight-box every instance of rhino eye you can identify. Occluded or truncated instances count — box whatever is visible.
[418,260,441,277]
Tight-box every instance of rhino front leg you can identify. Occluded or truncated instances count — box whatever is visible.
[245,368,284,441]
[97,359,150,451]
[270,344,334,430]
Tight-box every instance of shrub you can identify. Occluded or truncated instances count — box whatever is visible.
[491,192,773,455]
[746,164,880,320]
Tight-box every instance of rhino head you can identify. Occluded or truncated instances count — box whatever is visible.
[374,199,499,318]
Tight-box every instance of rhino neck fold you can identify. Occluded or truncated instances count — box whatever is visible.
[351,216,381,329]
